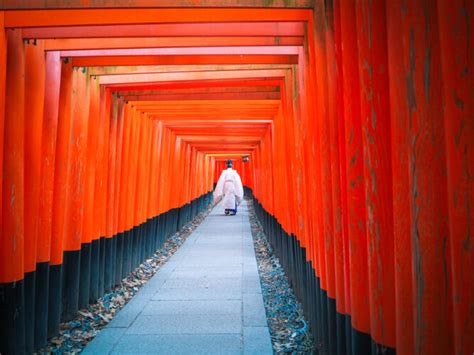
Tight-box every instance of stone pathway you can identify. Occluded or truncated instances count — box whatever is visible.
[83,200,273,354]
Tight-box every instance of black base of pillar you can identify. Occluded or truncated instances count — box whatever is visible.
[104,237,113,292]
[89,238,100,303]
[61,250,81,321]
[345,314,352,355]
[0,279,25,355]
[78,242,91,309]
[115,232,124,285]
[24,270,36,353]
[34,262,50,349]
[47,264,62,338]
[99,236,106,297]
[122,230,131,278]
[352,327,372,355]
[336,311,347,354]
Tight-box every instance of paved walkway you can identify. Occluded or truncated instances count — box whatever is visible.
[83,200,273,354]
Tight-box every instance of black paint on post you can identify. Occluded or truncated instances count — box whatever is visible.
[372,339,396,355]
[61,250,81,321]
[351,326,372,354]
[110,235,117,288]
[47,264,62,338]
[138,223,144,263]
[138,225,144,267]
[132,227,137,270]
[327,297,337,354]
[315,277,324,348]
[142,222,148,260]
[164,211,170,238]
[157,215,164,249]
[103,237,113,292]
[336,309,347,354]
[122,230,131,278]
[0,280,25,355]
[98,237,106,297]
[78,242,91,309]
[148,219,155,257]
[345,314,352,355]
[89,238,100,303]
[24,270,36,353]
[34,261,50,349]
[115,232,124,285]
[152,217,159,253]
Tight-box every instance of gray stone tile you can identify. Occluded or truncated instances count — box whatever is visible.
[243,327,273,355]
[243,264,258,273]
[176,261,243,268]
[243,293,268,327]
[138,277,166,296]
[111,334,242,354]
[243,278,263,294]
[126,314,242,334]
[169,268,242,279]
[142,300,241,315]
[82,327,126,354]
[108,296,151,328]
[151,287,242,301]
[162,277,242,289]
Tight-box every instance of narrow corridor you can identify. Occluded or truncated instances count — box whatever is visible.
[0,3,471,354]
[83,201,272,355]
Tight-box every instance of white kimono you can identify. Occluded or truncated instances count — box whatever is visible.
[213,168,244,210]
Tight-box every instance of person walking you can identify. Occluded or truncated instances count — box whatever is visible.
[213,159,244,215]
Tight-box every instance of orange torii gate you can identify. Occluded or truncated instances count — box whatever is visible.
[0,2,472,355]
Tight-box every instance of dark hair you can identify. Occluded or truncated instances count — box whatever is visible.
[226,159,233,167]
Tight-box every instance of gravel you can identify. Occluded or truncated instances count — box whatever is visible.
[246,197,315,354]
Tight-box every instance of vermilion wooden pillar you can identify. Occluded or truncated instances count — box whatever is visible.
[324,2,348,353]
[112,98,125,281]
[304,18,324,337]
[62,67,90,320]
[356,0,395,351]
[23,38,46,354]
[437,0,473,353]
[287,67,309,248]
[405,2,452,352]
[332,2,352,352]
[100,86,112,293]
[385,1,414,353]
[127,109,139,234]
[130,112,143,268]
[0,28,25,355]
[0,12,5,235]
[83,75,99,303]
[355,0,395,350]
[389,1,460,353]
[104,93,118,290]
[49,58,73,336]
[312,2,334,351]
[338,2,371,352]
[91,85,107,298]
[36,50,61,349]
[117,103,132,278]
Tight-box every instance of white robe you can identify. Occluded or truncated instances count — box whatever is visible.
[213,168,244,210]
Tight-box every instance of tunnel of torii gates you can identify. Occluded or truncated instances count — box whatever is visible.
[0,1,472,354]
